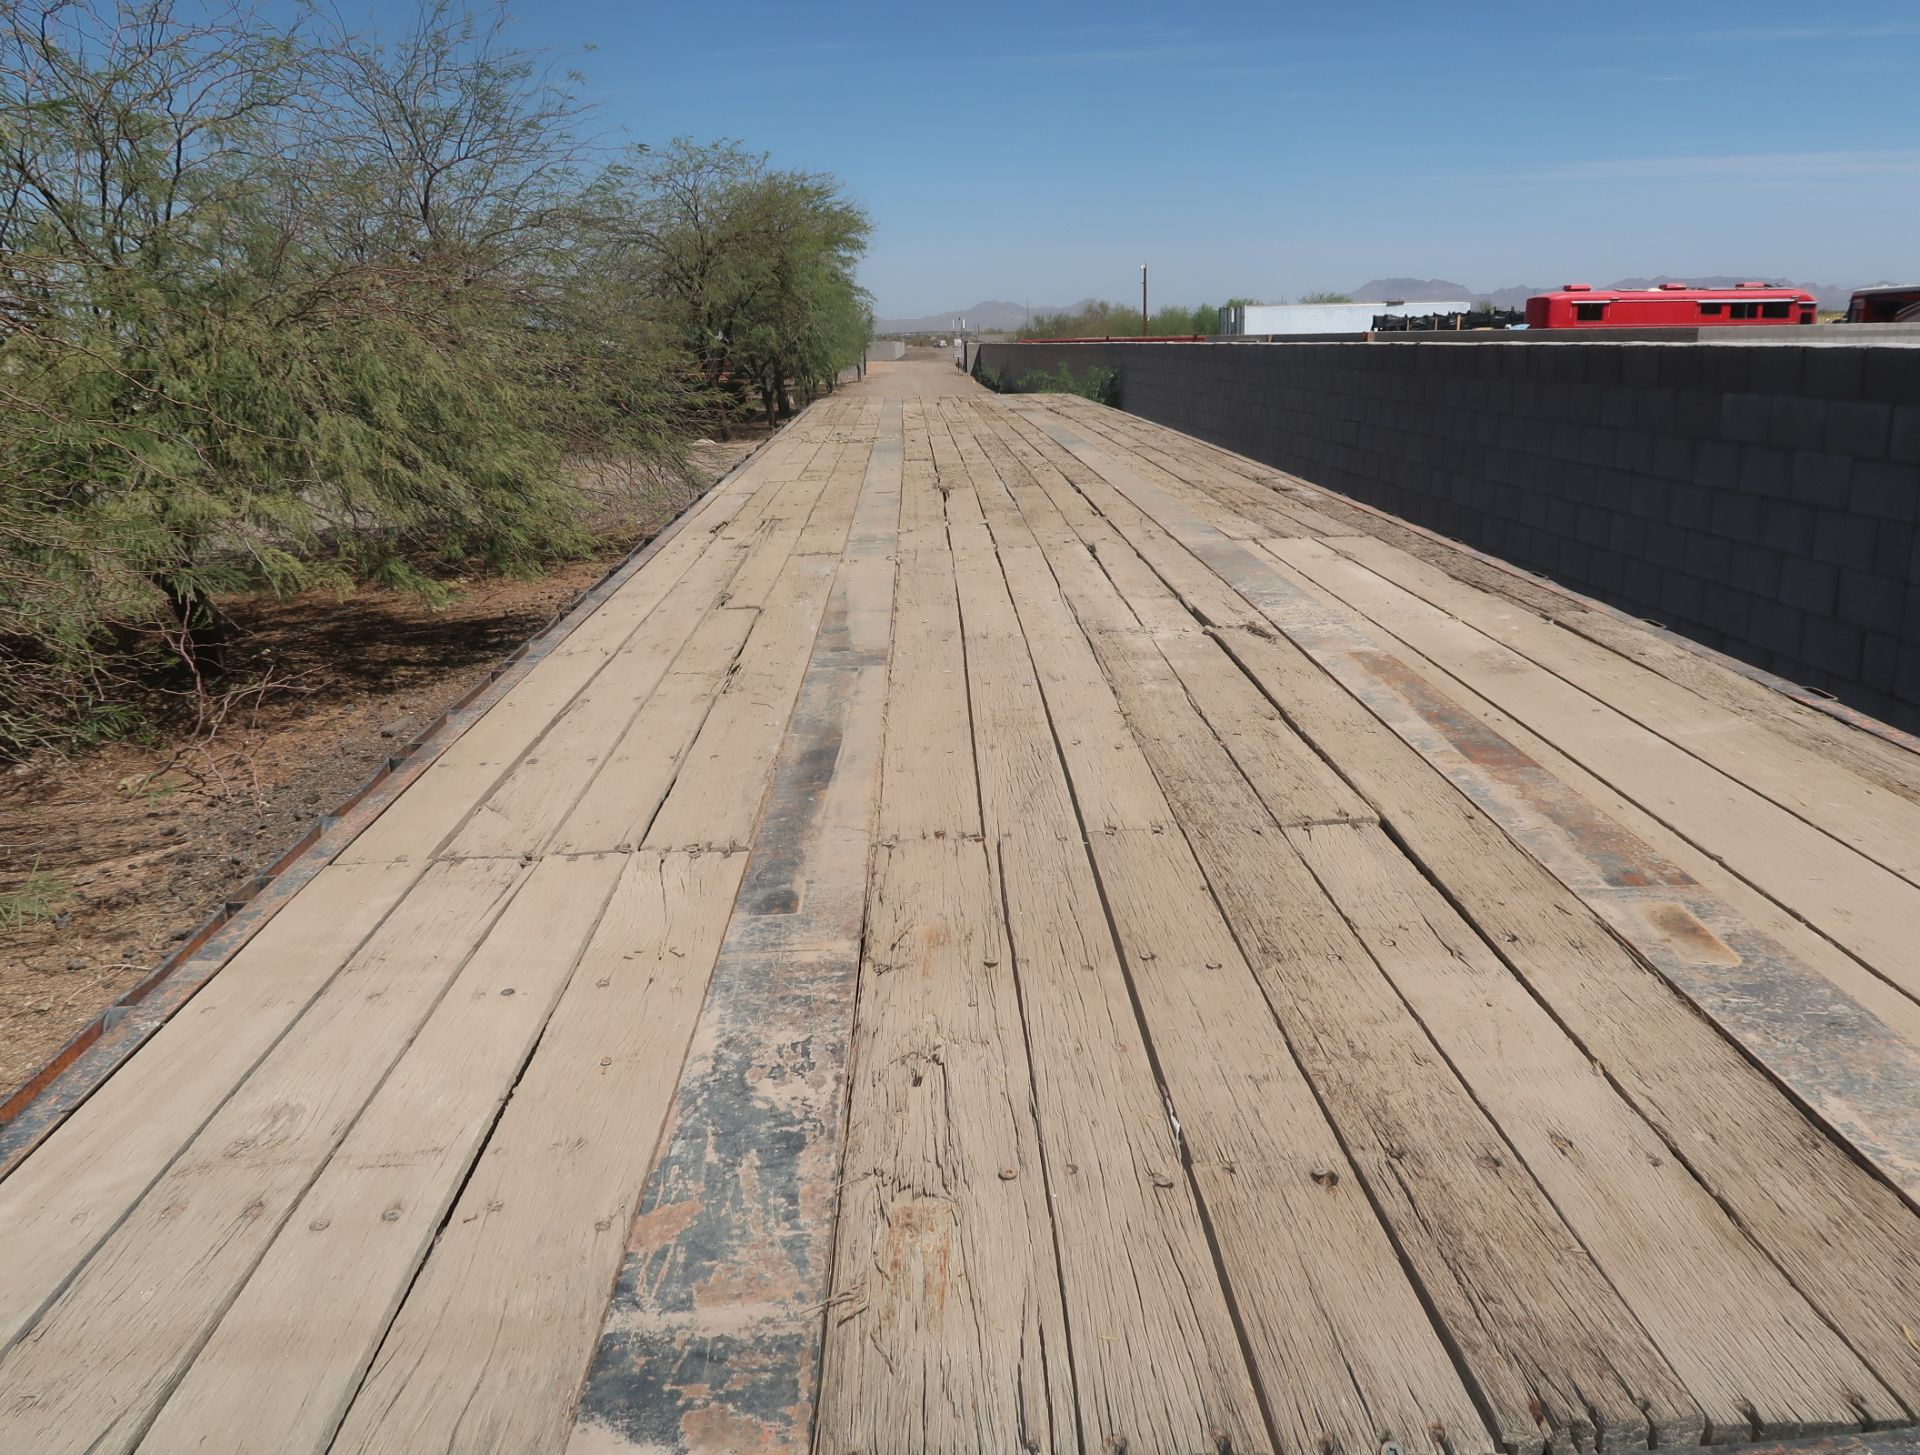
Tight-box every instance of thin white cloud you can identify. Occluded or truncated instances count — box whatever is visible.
[698,39,852,62]
[1695,22,1920,40]
[1491,149,1920,184]
[1002,43,1216,67]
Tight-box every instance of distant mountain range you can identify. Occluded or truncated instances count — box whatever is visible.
[882,277,1885,334]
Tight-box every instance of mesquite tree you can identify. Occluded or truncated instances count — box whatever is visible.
[0,2,867,754]
[619,138,871,426]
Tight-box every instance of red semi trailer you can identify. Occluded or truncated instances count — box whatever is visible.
[1525,281,1816,329]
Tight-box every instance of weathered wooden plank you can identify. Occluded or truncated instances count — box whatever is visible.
[972,405,1372,830]
[945,482,1278,1455]
[1269,536,1920,991]
[138,851,628,1453]
[0,858,418,1354]
[1043,446,1920,1426]
[638,435,878,855]
[815,435,1070,1451]
[327,848,748,1455]
[1298,543,1920,1055]
[815,838,1074,1455]
[1037,397,1313,539]
[1082,398,1920,810]
[1328,532,1920,887]
[945,406,1174,834]
[796,437,877,558]
[0,858,527,1454]
[337,466,773,866]
[1291,818,1896,1438]
[1016,403,1920,1205]
[567,405,899,1454]
[443,536,756,859]
[1213,617,1920,1426]
[1060,396,1361,536]
[552,607,759,854]
[1255,537,1920,1189]
[978,442,1703,1452]
[874,464,980,843]
[640,559,837,852]
[1099,826,1542,1455]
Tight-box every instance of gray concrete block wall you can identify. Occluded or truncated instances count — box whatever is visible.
[976,339,1920,732]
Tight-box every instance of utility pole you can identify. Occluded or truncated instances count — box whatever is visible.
[1141,263,1149,334]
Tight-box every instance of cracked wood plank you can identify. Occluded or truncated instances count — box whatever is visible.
[329,849,749,1454]
[977,421,1698,1453]
[0,859,528,1454]
[567,404,899,1455]
[1325,534,1920,889]
[0,858,419,1354]
[944,468,1282,1455]
[997,399,1920,1424]
[816,431,1071,1453]
[140,851,629,1453]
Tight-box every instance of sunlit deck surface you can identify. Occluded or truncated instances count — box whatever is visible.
[6,358,1920,1455]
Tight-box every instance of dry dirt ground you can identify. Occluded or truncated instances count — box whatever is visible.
[0,441,759,1095]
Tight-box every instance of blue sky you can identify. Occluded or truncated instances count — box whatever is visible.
[515,1,1916,314]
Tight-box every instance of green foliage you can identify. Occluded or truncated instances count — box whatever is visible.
[1297,291,1355,304]
[610,138,871,424]
[1019,299,1220,339]
[1013,364,1119,406]
[0,859,67,930]
[0,2,869,755]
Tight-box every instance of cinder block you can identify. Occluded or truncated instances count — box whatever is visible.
[1700,583,1751,637]
[1710,492,1763,540]
[1738,445,1793,497]
[1645,522,1691,569]
[1876,522,1915,578]
[1620,347,1661,388]
[1728,545,1784,596]
[1622,557,1665,606]
[1779,556,1839,614]
[1889,406,1920,466]
[1801,615,1865,678]
[1824,400,1892,458]
[1789,451,1854,509]
[1852,460,1920,522]
[1812,511,1879,570]
[1802,347,1865,401]
[1759,500,1817,552]
[1765,395,1827,452]
[1615,431,1655,474]
[1661,573,1707,623]
[1630,476,1670,519]
[1837,570,1906,630]
[1668,483,1713,528]
[1693,440,1740,490]
[1747,347,1805,396]
[1674,389,1724,439]
[1720,393,1771,441]
[1863,347,1920,405]
[1609,514,1650,556]
[1862,632,1901,691]
[1658,346,1714,391]
[1653,434,1697,482]
[1747,598,1804,658]
[1684,532,1734,580]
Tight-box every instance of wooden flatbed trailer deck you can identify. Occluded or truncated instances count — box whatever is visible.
[5,358,1920,1455]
